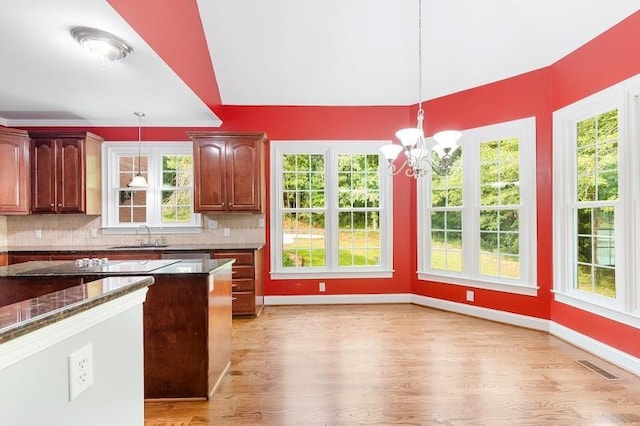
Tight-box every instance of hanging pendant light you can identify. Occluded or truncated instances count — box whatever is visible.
[380,0,462,178]
[128,112,149,188]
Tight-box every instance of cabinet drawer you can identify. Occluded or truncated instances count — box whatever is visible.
[232,265,254,279]
[213,251,254,265]
[232,292,255,315]
[232,278,254,292]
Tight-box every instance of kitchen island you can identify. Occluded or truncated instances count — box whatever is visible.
[0,258,234,400]
[0,276,153,426]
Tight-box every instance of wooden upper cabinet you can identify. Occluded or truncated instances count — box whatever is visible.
[0,127,30,214]
[29,131,102,214]
[189,132,267,213]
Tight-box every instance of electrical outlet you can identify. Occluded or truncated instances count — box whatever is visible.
[90,228,98,238]
[466,290,475,302]
[68,343,94,401]
[35,229,42,239]
[223,227,231,237]
[208,218,218,229]
[258,218,265,228]
[319,282,326,292]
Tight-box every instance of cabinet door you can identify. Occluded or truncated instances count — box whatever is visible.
[194,139,226,212]
[57,139,85,213]
[227,139,261,211]
[31,139,57,213]
[0,130,29,214]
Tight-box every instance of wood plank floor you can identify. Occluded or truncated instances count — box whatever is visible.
[144,304,640,425]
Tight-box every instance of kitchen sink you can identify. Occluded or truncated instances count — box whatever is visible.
[108,244,170,249]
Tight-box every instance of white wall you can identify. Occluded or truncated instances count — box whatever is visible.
[0,302,145,426]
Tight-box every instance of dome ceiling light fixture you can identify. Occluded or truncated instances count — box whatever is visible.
[71,26,133,63]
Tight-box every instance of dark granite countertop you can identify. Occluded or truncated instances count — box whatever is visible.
[0,275,154,344]
[0,258,235,278]
[2,243,264,253]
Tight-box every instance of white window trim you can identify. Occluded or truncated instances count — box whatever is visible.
[417,117,538,296]
[101,141,201,234]
[553,73,640,328]
[270,140,393,279]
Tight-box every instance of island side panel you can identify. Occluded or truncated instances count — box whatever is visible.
[0,277,85,307]
[143,274,208,399]
[208,262,232,397]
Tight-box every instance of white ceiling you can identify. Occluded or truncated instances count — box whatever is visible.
[1,0,639,127]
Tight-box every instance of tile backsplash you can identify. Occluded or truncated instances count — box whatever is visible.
[3,214,265,248]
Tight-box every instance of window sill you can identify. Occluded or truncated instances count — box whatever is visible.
[101,226,203,235]
[553,292,640,329]
[417,272,538,296]
[271,269,393,280]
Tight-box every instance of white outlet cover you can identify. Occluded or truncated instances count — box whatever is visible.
[208,218,218,229]
[69,343,94,401]
[223,227,231,237]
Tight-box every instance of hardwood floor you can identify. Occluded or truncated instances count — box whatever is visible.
[145,304,640,425]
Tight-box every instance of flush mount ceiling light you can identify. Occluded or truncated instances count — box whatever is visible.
[380,0,462,178]
[71,26,133,62]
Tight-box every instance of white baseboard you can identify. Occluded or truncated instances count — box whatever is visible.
[549,322,640,376]
[411,294,550,331]
[265,292,640,377]
[265,293,412,306]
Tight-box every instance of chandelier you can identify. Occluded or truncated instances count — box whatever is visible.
[380,0,461,178]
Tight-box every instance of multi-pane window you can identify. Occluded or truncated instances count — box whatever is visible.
[103,142,200,229]
[430,151,463,272]
[281,154,326,267]
[271,142,392,278]
[479,138,521,280]
[337,154,381,267]
[551,77,640,324]
[419,117,537,294]
[574,110,618,298]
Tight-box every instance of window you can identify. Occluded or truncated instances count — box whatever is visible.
[553,75,640,326]
[418,117,537,295]
[102,142,201,230]
[270,141,393,278]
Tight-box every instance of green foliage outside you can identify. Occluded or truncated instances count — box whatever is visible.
[161,155,192,223]
[575,109,618,298]
[280,153,381,268]
[430,139,521,279]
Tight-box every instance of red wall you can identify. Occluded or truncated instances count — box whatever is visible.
[217,106,415,297]
[24,7,640,357]
[549,11,640,356]
[417,10,640,355]
[412,68,554,320]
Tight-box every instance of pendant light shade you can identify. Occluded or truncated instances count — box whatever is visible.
[128,112,148,188]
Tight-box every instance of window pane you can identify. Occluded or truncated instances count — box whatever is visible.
[480,137,520,206]
[281,212,326,268]
[574,207,615,298]
[431,152,462,207]
[338,211,380,267]
[161,190,192,223]
[576,110,618,203]
[479,208,520,279]
[118,190,146,223]
[430,210,463,272]
[282,154,325,209]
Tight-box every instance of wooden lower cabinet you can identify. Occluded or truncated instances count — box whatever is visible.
[212,247,264,317]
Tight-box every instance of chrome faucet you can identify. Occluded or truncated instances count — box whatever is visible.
[137,224,152,246]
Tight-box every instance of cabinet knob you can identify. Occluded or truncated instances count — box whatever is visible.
[57,204,62,207]
[232,297,238,301]
[50,204,54,207]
